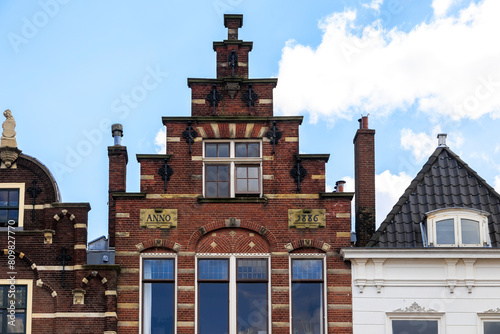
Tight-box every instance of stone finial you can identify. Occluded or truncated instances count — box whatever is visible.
[1,109,17,148]
[0,109,21,168]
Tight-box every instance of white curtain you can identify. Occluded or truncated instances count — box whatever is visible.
[143,283,152,334]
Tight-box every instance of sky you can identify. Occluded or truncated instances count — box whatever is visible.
[1,0,499,242]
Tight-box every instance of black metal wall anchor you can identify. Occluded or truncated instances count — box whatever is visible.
[242,83,258,115]
[206,84,223,116]
[290,158,307,192]
[182,121,198,154]
[56,247,72,288]
[158,158,174,192]
[27,180,42,224]
[265,121,282,154]
[228,50,238,77]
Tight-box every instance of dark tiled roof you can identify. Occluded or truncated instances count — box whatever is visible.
[367,146,500,247]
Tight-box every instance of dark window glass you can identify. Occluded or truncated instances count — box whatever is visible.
[143,283,174,334]
[206,165,229,197]
[205,143,229,158]
[292,282,323,334]
[198,259,228,280]
[461,218,480,244]
[235,143,260,157]
[142,259,175,334]
[235,166,260,194]
[199,283,229,334]
[485,321,500,334]
[0,285,27,334]
[0,189,19,226]
[237,283,267,333]
[392,320,438,334]
[436,219,455,244]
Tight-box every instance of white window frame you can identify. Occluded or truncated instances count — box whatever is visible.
[202,140,263,198]
[139,253,177,334]
[386,312,445,334]
[427,208,490,247]
[478,313,500,334]
[289,254,327,334]
[195,253,271,334]
[0,183,25,229]
[0,279,33,334]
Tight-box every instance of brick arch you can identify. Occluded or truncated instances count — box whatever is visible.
[53,209,77,225]
[284,239,331,253]
[81,271,109,288]
[188,221,277,251]
[196,228,270,253]
[135,238,181,252]
[1,250,58,299]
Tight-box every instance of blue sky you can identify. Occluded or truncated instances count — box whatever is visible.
[1,0,499,242]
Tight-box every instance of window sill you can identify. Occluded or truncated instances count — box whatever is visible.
[197,196,267,203]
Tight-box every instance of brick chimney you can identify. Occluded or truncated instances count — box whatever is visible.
[353,116,375,247]
[108,124,127,248]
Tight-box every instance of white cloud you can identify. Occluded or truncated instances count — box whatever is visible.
[400,127,464,162]
[432,0,456,16]
[275,0,500,122]
[362,0,384,12]
[375,170,413,225]
[154,127,166,154]
[340,172,412,229]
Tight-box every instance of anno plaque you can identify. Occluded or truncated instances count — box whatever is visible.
[140,209,178,229]
[288,209,326,228]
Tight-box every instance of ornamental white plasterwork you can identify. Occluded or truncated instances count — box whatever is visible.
[394,302,437,313]
[484,308,500,313]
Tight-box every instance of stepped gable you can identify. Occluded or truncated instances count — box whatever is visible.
[367,146,500,247]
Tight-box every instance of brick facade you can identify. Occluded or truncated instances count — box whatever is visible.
[110,14,354,334]
[0,151,119,333]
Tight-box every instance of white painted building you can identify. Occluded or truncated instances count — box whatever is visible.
[344,134,500,334]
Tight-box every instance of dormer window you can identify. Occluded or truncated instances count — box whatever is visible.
[426,208,490,247]
[203,140,262,198]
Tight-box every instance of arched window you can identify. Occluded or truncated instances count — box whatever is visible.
[426,208,490,247]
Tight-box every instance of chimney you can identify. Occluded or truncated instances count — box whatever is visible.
[354,116,375,247]
[108,124,128,248]
[437,133,447,147]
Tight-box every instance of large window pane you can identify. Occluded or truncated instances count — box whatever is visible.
[205,166,229,197]
[143,283,174,334]
[199,283,228,334]
[0,285,27,334]
[292,282,323,334]
[461,219,480,244]
[392,320,438,334]
[436,219,455,244]
[485,321,500,334]
[8,190,19,207]
[237,283,267,334]
[205,143,229,157]
[198,259,228,280]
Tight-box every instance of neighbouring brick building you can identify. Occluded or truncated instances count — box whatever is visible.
[110,15,354,334]
[0,111,119,333]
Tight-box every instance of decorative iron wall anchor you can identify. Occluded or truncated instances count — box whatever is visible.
[206,84,223,116]
[265,121,282,154]
[228,49,238,77]
[27,180,42,224]
[242,83,258,115]
[158,158,174,192]
[290,158,307,192]
[56,247,72,288]
[182,121,198,154]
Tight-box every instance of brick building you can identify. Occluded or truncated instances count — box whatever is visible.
[0,110,119,333]
[110,15,354,334]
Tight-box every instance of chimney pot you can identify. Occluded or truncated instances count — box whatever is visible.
[437,133,447,147]
[358,116,369,129]
[111,124,123,146]
[335,180,346,192]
